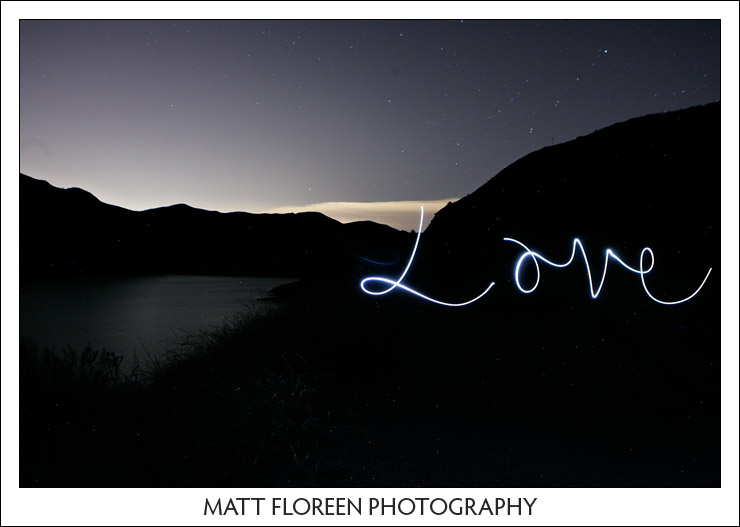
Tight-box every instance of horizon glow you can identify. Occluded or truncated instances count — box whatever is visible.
[360,208,712,307]
[264,198,457,231]
[18,20,720,228]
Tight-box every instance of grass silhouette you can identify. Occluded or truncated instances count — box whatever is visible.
[20,286,720,487]
[20,306,337,486]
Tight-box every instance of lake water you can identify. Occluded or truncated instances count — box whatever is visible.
[19,275,296,367]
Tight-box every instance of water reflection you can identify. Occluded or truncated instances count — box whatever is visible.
[20,275,296,367]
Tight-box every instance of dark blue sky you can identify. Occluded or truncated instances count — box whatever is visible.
[19,18,720,229]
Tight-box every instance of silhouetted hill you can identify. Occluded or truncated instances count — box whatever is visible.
[345,104,720,486]
[397,103,719,309]
[21,103,719,305]
[19,104,722,488]
[20,174,412,283]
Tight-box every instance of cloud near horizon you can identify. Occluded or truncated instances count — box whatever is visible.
[263,198,459,232]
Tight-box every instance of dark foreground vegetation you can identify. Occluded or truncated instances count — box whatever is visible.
[20,282,720,488]
[19,103,720,487]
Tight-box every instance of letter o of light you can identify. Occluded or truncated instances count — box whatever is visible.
[514,250,541,293]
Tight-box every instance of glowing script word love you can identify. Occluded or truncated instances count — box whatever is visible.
[359,207,712,307]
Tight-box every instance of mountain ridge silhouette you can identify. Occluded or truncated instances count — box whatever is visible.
[21,102,719,306]
[393,102,720,307]
[20,173,412,282]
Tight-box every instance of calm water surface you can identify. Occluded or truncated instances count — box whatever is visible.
[20,275,296,366]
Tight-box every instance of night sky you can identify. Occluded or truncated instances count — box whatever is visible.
[20,19,720,230]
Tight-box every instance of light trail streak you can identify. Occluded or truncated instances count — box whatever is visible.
[360,208,711,306]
